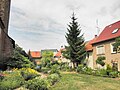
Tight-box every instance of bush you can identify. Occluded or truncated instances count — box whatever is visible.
[5,50,34,69]
[109,71,118,78]
[40,67,50,74]
[76,65,93,75]
[99,69,108,77]
[84,67,93,75]
[49,65,60,76]
[96,56,105,66]
[0,71,24,90]
[76,64,84,73]
[47,73,60,85]
[25,77,48,90]
[0,73,6,81]
[17,68,39,80]
[106,64,112,76]
[59,62,70,71]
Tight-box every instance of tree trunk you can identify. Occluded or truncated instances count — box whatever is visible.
[76,62,79,67]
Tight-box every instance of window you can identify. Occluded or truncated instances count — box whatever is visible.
[96,45,105,55]
[112,28,119,34]
[111,43,120,53]
[110,43,116,53]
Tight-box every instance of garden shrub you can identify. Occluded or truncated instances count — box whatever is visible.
[5,50,34,69]
[84,67,93,75]
[40,67,50,74]
[18,68,39,80]
[0,71,24,90]
[47,73,60,85]
[49,64,60,76]
[76,64,84,73]
[109,71,118,78]
[93,69,101,76]
[59,62,70,71]
[0,73,7,81]
[99,69,108,77]
[96,56,106,66]
[25,77,48,90]
[76,64,119,78]
[106,64,112,76]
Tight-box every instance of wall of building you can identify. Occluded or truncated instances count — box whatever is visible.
[0,0,11,33]
[93,40,120,71]
[86,51,94,69]
[0,0,15,69]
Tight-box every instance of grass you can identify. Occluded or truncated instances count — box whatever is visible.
[50,72,120,90]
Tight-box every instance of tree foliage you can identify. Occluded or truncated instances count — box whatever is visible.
[65,13,86,67]
[15,44,29,57]
[41,51,54,67]
[42,51,54,58]
[96,56,106,66]
[62,46,70,59]
[113,37,120,52]
[4,44,34,69]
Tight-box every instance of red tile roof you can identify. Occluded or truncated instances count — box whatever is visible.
[93,20,120,44]
[30,51,41,58]
[85,36,98,51]
[55,51,62,57]
[54,48,65,57]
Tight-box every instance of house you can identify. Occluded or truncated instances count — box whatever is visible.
[54,48,65,61]
[28,50,42,65]
[86,20,120,71]
[85,35,97,69]
[54,49,62,60]
[0,0,15,69]
[54,48,71,65]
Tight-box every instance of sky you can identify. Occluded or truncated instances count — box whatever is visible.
[8,0,120,52]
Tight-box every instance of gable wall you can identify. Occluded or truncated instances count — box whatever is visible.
[93,39,120,71]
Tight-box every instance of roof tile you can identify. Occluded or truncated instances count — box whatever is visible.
[93,20,120,44]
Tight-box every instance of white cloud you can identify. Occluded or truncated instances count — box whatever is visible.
[9,0,120,51]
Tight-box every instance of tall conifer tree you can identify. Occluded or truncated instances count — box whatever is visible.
[65,13,86,67]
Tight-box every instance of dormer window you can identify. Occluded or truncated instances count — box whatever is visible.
[112,28,119,34]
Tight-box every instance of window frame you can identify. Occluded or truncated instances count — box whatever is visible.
[96,45,105,55]
[110,43,117,54]
[112,28,119,34]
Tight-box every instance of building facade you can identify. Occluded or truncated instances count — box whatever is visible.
[28,50,42,65]
[0,0,15,68]
[86,21,120,71]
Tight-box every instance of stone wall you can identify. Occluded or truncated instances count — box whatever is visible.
[0,0,11,33]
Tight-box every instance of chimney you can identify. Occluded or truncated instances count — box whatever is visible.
[95,35,97,37]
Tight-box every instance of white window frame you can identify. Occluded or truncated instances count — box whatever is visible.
[110,43,116,54]
[96,45,105,55]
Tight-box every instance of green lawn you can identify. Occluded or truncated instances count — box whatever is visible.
[50,72,120,90]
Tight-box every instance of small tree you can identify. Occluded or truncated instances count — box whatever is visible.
[65,13,86,68]
[41,51,54,67]
[96,56,106,67]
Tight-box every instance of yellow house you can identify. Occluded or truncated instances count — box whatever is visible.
[86,20,120,71]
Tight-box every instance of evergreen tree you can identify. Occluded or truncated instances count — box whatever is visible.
[65,13,86,68]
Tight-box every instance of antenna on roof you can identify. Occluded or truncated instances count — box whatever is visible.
[96,19,100,35]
